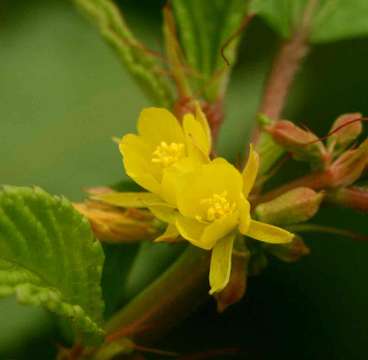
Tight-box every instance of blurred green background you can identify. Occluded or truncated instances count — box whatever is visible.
[1,0,368,359]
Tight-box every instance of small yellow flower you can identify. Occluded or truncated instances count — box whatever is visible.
[173,147,293,294]
[119,103,211,204]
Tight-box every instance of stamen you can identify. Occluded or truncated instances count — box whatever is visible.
[152,141,185,167]
[198,191,236,222]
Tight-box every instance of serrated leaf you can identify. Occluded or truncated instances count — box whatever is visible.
[172,0,249,100]
[73,0,173,106]
[0,186,105,345]
[251,0,368,44]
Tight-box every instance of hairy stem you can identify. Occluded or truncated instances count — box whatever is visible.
[252,0,318,144]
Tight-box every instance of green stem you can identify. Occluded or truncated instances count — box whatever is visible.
[104,246,210,344]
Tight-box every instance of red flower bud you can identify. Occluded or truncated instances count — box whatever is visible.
[267,120,327,167]
[327,113,362,155]
[329,139,368,187]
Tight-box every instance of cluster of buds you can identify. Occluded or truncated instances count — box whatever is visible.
[245,112,368,286]
[266,113,368,188]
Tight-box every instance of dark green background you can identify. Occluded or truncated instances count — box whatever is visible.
[1,0,368,359]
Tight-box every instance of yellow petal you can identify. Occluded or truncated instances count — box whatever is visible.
[242,144,260,197]
[149,205,177,224]
[137,107,185,147]
[246,219,294,244]
[209,232,236,294]
[177,159,243,219]
[239,195,251,234]
[183,113,210,160]
[195,101,212,152]
[119,134,161,194]
[160,158,199,207]
[154,223,180,243]
[94,192,172,208]
[175,214,209,249]
[200,211,239,250]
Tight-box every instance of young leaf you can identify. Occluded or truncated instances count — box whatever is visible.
[0,186,105,345]
[172,0,249,100]
[251,0,368,44]
[73,0,173,106]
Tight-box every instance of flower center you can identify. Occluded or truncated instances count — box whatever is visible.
[152,141,185,167]
[196,191,236,222]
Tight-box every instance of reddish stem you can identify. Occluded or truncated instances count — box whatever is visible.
[258,32,309,120]
[254,170,332,205]
[252,0,318,144]
[327,187,368,212]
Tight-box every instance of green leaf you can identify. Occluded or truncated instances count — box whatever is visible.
[0,186,105,345]
[311,0,368,43]
[172,0,249,100]
[251,0,368,44]
[73,0,173,106]
[250,0,307,39]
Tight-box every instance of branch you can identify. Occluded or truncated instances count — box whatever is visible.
[253,170,331,206]
[104,246,210,344]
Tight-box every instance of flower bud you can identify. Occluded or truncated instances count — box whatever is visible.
[74,201,161,243]
[329,139,368,187]
[327,113,362,155]
[264,236,310,263]
[267,120,327,168]
[255,187,324,226]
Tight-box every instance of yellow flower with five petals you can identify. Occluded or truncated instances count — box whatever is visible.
[172,148,293,293]
[119,104,211,205]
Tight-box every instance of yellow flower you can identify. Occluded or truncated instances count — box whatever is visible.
[97,141,294,295]
[119,103,211,205]
[94,104,293,295]
[172,147,294,294]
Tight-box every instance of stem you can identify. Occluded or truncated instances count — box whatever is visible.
[286,224,368,242]
[254,170,332,205]
[252,0,318,144]
[104,246,210,344]
[258,33,308,120]
[326,187,368,212]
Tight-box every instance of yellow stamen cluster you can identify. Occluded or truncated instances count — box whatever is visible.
[196,191,236,222]
[152,141,185,167]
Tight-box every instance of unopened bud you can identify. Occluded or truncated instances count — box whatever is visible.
[74,201,161,243]
[267,120,327,168]
[255,187,324,226]
[327,113,362,154]
[329,139,368,187]
[215,240,249,313]
[264,236,310,263]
